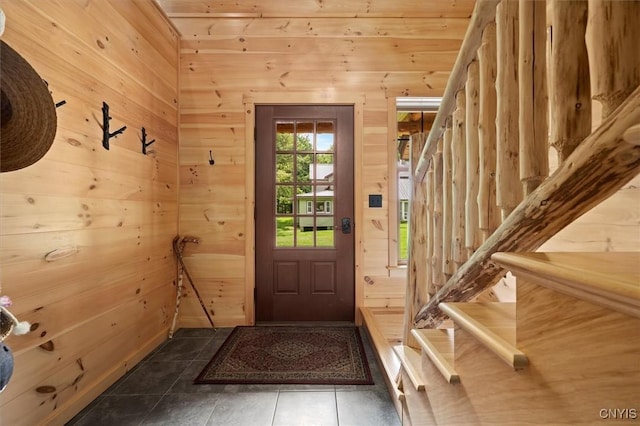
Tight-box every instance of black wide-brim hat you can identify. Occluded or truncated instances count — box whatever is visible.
[1,39,57,172]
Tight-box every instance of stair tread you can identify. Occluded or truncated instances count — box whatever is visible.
[393,345,426,391]
[492,252,640,318]
[444,302,516,343]
[440,302,528,369]
[411,328,460,384]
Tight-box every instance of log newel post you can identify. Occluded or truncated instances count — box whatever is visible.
[432,139,444,293]
[518,0,548,195]
[452,90,467,269]
[549,0,591,163]
[465,60,481,258]
[478,22,501,242]
[586,0,640,120]
[426,168,435,298]
[442,124,454,278]
[496,0,523,221]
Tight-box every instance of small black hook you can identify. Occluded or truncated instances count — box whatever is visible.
[209,150,215,165]
[141,127,156,155]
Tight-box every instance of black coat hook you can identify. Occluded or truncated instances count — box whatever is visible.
[102,102,127,150]
[209,150,215,165]
[141,127,155,155]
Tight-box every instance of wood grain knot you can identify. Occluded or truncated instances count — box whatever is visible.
[39,341,55,352]
[36,386,56,394]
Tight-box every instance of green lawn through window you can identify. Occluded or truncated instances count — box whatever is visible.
[275,217,408,256]
[276,217,334,247]
[399,221,408,260]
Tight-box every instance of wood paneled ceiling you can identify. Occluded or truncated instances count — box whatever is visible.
[157,0,476,19]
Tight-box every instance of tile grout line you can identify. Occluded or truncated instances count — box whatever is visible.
[334,389,340,426]
[271,390,282,426]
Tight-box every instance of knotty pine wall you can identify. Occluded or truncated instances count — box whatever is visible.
[162,1,473,326]
[0,1,179,424]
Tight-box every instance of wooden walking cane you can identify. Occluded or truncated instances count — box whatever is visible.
[170,236,214,337]
[169,237,185,338]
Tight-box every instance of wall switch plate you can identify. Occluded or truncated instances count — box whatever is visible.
[369,194,382,208]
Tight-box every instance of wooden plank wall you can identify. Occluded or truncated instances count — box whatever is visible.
[159,0,474,325]
[0,1,179,424]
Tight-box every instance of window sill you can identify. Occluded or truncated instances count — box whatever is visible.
[387,264,408,278]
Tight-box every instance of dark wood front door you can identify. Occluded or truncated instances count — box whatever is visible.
[255,105,355,321]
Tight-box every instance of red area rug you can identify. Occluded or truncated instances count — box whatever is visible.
[194,326,374,385]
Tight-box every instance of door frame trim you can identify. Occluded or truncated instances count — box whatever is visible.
[243,92,366,325]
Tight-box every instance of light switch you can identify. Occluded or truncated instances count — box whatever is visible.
[369,194,382,208]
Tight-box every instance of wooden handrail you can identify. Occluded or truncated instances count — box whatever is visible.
[414,0,501,182]
[415,85,640,328]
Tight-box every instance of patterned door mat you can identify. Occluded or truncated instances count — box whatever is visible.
[195,326,374,385]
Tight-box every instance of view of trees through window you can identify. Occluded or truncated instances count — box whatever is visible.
[274,121,335,248]
[275,130,333,214]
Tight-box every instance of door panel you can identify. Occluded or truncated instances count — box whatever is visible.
[255,105,354,321]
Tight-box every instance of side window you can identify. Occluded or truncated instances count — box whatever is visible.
[391,98,439,267]
[397,165,410,262]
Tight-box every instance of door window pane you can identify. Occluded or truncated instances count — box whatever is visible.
[315,153,333,174]
[296,122,314,152]
[276,122,294,150]
[275,154,294,183]
[297,154,313,182]
[317,122,334,152]
[317,216,334,247]
[276,217,294,247]
[276,185,294,214]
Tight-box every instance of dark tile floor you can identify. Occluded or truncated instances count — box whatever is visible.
[66,326,402,426]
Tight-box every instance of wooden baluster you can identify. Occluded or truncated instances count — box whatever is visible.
[426,167,435,297]
[432,139,444,294]
[549,0,591,163]
[496,0,522,220]
[586,0,640,120]
[465,60,481,258]
[519,0,548,195]
[478,22,501,242]
[442,124,454,279]
[404,132,428,345]
[452,90,467,269]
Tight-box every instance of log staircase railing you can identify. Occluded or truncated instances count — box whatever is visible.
[406,0,640,332]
